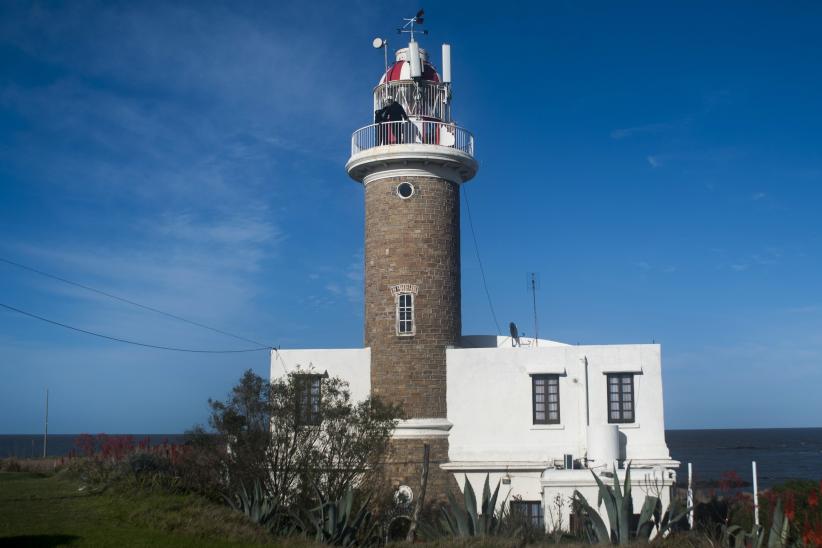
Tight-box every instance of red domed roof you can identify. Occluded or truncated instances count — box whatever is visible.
[378,47,441,84]
[379,60,440,84]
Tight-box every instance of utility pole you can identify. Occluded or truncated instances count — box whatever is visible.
[42,388,48,458]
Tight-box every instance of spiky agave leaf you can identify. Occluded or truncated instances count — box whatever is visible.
[463,474,479,535]
[611,465,628,544]
[445,488,470,536]
[635,495,660,540]
[486,477,502,535]
[767,499,787,548]
[574,490,610,544]
[658,497,691,537]
[622,464,632,543]
[482,474,492,515]
[591,468,619,542]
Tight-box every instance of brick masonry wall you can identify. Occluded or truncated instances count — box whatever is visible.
[364,175,461,419]
[384,437,461,502]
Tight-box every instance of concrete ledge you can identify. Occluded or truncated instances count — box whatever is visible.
[392,418,453,439]
[346,145,478,184]
[441,460,551,472]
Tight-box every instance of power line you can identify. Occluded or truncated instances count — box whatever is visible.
[0,302,271,354]
[0,256,273,348]
[463,187,502,335]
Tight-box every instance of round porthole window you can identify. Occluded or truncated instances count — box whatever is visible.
[396,182,414,199]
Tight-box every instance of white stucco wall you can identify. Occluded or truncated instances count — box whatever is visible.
[270,348,371,404]
[540,468,676,532]
[445,343,674,467]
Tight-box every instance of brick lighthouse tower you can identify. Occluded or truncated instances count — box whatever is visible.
[346,14,477,498]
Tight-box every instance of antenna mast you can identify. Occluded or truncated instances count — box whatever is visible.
[529,272,540,347]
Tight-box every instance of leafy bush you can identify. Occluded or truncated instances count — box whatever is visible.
[205,368,401,526]
[0,458,23,472]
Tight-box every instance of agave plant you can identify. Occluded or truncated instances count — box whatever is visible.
[295,486,380,546]
[434,473,511,537]
[573,463,689,544]
[223,478,280,529]
[721,500,794,548]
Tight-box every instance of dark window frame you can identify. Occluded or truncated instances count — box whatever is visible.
[606,373,635,424]
[295,374,324,427]
[531,374,560,425]
[510,500,544,528]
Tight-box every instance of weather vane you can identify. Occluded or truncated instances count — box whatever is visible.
[397,9,427,42]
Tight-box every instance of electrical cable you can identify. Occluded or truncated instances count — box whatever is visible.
[0,256,274,348]
[462,187,502,335]
[0,302,271,353]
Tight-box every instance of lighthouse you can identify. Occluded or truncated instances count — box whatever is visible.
[275,12,678,526]
[344,16,477,497]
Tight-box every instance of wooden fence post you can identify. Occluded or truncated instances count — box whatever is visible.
[406,443,430,542]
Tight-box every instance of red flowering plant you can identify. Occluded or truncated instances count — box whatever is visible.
[68,433,189,491]
[705,470,756,531]
[758,479,822,545]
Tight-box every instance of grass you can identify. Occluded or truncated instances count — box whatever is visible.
[0,471,719,547]
[0,471,284,547]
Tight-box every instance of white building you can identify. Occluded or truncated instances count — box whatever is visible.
[272,17,678,532]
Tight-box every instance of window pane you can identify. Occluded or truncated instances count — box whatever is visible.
[533,375,559,424]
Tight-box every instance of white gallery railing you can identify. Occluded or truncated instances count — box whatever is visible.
[373,81,451,121]
[351,121,474,157]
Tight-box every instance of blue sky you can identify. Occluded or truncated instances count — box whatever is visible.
[1,1,821,433]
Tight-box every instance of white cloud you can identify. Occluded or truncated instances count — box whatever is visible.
[610,123,671,140]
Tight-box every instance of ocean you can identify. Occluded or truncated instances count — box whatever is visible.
[666,428,822,488]
[2,428,821,490]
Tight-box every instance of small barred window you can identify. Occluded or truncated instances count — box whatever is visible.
[396,293,415,336]
[532,375,560,424]
[607,373,635,423]
[510,500,543,528]
[296,374,322,426]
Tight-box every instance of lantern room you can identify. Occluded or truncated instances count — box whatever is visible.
[346,16,477,183]
[374,47,451,123]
